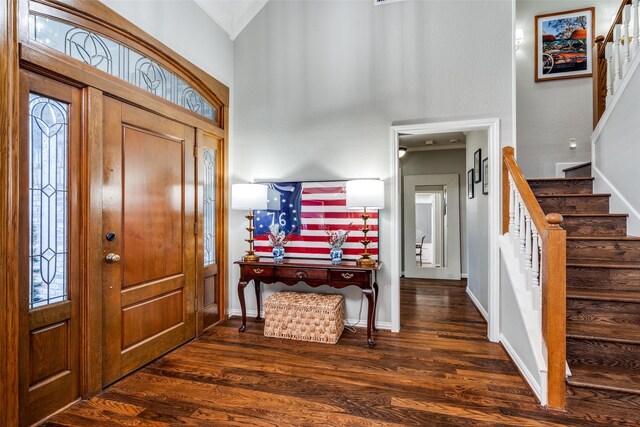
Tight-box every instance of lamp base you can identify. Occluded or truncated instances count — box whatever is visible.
[243,254,260,262]
[356,256,376,267]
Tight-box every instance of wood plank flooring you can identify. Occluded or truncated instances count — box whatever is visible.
[43,279,640,426]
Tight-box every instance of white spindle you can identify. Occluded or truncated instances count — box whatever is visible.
[514,190,521,239]
[623,5,632,72]
[509,178,515,234]
[519,200,526,254]
[525,214,532,270]
[615,24,623,89]
[632,0,640,54]
[606,42,615,105]
[532,227,540,288]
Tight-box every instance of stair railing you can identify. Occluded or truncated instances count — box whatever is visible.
[502,147,567,410]
[593,0,639,126]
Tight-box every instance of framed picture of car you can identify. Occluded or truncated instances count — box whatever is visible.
[535,7,594,82]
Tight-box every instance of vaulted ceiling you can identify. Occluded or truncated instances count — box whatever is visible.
[193,0,269,40]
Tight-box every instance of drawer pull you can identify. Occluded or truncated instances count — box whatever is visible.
[295,271,308,279]
[253,268,264,274]
[341,273,354,280]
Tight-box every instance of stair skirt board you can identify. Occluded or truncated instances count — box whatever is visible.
[498,235,547,406]
[593,165,640,237]
[500,333,547,406]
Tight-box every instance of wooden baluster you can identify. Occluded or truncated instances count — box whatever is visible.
[606,42,615,105]
[525,213,532,270]
[532,227,540,288]
[633,0,640,54]
[623,4,632,72]
[614,24,623,90]
[519,200,526,254]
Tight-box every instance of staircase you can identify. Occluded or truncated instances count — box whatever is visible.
[528,168,640,412]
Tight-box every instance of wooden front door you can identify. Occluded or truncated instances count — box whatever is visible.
[196,130,225,333]
[18,72,82,426]
[102,98,196,385]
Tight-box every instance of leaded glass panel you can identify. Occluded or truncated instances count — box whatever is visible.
[203,148,216,266]
[29,14,217,123]
[29,93,69,309]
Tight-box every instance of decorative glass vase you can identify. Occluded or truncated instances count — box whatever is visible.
[330,247,343,264]
[272,245,285,263]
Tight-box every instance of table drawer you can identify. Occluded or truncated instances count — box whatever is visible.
[329,270,368,283]
[241,266,274,278]
[276,267,327,281]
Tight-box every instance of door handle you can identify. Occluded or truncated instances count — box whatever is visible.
[106,253,121,263]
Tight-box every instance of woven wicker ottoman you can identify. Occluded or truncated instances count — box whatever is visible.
[264,292,345,344]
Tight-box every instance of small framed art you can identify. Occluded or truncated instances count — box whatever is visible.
[482,158,489,195]
[467,169,474,199]
[474,149,481,183]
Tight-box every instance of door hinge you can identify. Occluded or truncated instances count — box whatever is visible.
[194,222,198,235]
[193,144,198,158]
[195,297,198,312]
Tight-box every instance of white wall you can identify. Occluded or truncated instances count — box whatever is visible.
[516,0,620,178]
[232,0,513,328]
[465,131,489,311]
[593,57,640,236]
[99,0,233,87]
[401,149,467,274]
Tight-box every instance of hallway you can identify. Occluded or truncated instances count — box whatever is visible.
[44,279,639,426]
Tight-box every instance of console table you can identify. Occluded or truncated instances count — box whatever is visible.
[235,258,382,347]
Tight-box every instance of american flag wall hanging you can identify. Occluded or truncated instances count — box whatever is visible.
[253,181,379,261]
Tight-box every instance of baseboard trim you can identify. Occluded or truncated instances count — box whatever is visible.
[227,308,393,331]
[466,287,488,322]
[499,333,546,406]
[461,273,468,279]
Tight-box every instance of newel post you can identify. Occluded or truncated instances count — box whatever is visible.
[502,147,514,235]
[542,213,566,410]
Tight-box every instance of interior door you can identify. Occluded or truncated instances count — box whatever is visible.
[102,98,196,385]
[18,71,82,426]
[196,130,224,333]
[403,174,461,280]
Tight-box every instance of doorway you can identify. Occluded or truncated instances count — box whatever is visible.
[389,119,501,341]
[403,174,461,280]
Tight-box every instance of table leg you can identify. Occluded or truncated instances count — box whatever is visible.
[238,280,248,332]
[254,280,263,323]
[363,288,376,348]
[372,281,379,332]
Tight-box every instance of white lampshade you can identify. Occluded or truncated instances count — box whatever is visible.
[346,179,384,210]
[231,183,268,210]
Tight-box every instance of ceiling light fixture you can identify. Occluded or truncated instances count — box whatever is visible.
[399,146,408,158]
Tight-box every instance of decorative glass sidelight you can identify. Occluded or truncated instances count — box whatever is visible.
[28,94,69,309]
[203,148,216,266]
[28,14,218,123]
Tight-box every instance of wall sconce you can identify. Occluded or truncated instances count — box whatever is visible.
[232,183,268,261]
[515,28,524,51]
[346,179,384,266]
[399,146,407,158]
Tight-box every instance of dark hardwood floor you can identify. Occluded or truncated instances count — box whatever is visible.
[43,279,640,426]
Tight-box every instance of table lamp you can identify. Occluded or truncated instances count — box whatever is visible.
[232,183,268,262]
[346,179,384,266]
